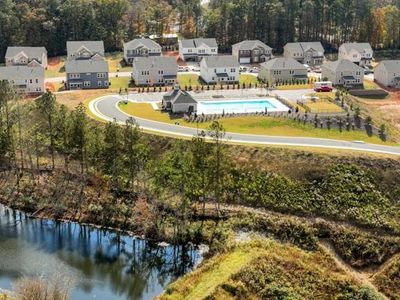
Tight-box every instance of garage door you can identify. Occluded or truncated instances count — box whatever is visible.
[239,57,251,64]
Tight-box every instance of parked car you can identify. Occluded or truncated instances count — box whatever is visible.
[313,67,322,73]
[178,66,189,72]
[249,67,259,73]
[314,81,333,92]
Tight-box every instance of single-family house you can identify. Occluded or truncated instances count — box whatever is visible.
[338,43,373,67]
[65,59,109,90]
[179,38,218,61]
[123,38,162,63]
[374,60,400,88]
[200,55,240,84]
[321,59,364,87]
[0,66,45,94]
[232,40,273,64]
[5,46,48,68]
[66,41,105,60]
[258,58,308,84]
[131,56,178,86]
[283,42,325,67]
[162,86,197,113]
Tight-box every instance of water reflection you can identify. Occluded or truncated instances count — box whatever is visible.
[0,205,202,300]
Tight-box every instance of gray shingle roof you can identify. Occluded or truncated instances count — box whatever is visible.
[5,46,47,58]
[340,43,372,53]
[202,55,239,68]
[132,56,178,70]
[66,41,105,56]
[285,42,324,54]
[124,38,161,50]
[164,88,197,104]
[260,58,306,70]
[65,59,109,73]
[180,38,218,48]
[377,60,400,73]
[232,40,272,51]
[322,59,363,72]
[0,66,44,80]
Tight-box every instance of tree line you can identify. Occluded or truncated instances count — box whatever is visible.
[1,0,400,61]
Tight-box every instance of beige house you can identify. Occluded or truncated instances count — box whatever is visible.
[374,60,400,88]
[232,40,273,64]
[0,66,45,94]
[123,38,162,63]
[283,42,324,67]
[321,59,364,87]
[258,58,308,84]
[5,47,48,68]
[132,56,178,86]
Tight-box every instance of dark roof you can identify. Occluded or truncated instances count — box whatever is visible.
[163,88,197,104]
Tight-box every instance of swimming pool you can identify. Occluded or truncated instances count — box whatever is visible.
[196,98,289,115]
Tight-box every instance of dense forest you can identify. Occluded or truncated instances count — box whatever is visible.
[1,0,400,60]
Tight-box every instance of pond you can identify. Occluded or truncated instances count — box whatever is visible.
[0,205,203,299]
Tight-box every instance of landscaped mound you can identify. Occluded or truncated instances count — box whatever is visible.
[349,89,389,99]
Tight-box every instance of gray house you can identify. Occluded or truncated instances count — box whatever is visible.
[321,59,364,87]
[5,47,48,68]
[65,59,109,90]
[258,58,308,84]
[131,56,178,86]
[179,38,218,61]
[123,38,162,63]
[66,41,105,60]
[0,66,45,94]
[232,40,273,64]
[283,42,325,67]
[374,60,400,88]
[162,86,197,113]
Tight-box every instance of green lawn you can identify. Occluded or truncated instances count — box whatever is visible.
[118,102,389,144]
[276,83,313,90]
[240,74,259,85]
[177,74,201,87]
[364,80,380,90]
[109,77,131,90]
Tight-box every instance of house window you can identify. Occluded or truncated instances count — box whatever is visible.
[104,81,108,86]
[84,81,91,87]
[70,73,80,79]
[97,73,106,78]
[231,68,235,72]
[98,81,102,87]
[211,49,216,52]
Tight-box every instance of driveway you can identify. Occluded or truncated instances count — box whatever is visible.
[89,95,400,156]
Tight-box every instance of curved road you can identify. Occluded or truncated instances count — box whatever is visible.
[90,95,400,156]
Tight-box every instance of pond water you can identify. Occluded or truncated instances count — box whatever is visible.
[0,205,203,300]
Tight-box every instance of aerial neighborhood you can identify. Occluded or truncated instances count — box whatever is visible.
[0,37,399,104]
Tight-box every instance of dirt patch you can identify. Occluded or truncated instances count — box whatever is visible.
[48,57,61,67]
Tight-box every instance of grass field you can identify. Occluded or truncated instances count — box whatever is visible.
[364,80,380,90]
[118,102,388,144]
[177,74,260,88]
[109,77,131,90]
[304,100,344,113]
[276,83,313,90]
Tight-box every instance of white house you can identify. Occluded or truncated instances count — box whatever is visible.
[0,66,45,94]
[123,38,162,63]
[200,55,240,84]
[321,59,364,86]
[5,47,48,68]
[179,38,218,61]
[338,43,373,67]
[374,60,400,88]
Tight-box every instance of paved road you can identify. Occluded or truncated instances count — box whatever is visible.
[91,95,400,156]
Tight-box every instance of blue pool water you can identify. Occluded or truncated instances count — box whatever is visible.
[197,98,288,114]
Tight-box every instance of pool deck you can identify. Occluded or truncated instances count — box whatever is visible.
[123,88,314,103]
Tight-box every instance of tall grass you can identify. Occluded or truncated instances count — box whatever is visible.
[14,276,72,300]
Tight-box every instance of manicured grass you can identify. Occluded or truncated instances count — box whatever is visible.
[304,101,344,113]
[364,80,380,90]
[119,102,389,144]
[106,52,132,73]
[239,74,259,85]
[177,74,201,87]
[276,83,313,90]
[109,77,131,90]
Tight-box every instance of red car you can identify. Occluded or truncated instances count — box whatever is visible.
[314,86,333,92]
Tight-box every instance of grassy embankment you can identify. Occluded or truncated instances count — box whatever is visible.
[118,102,389,144]
[161,240,386,300]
